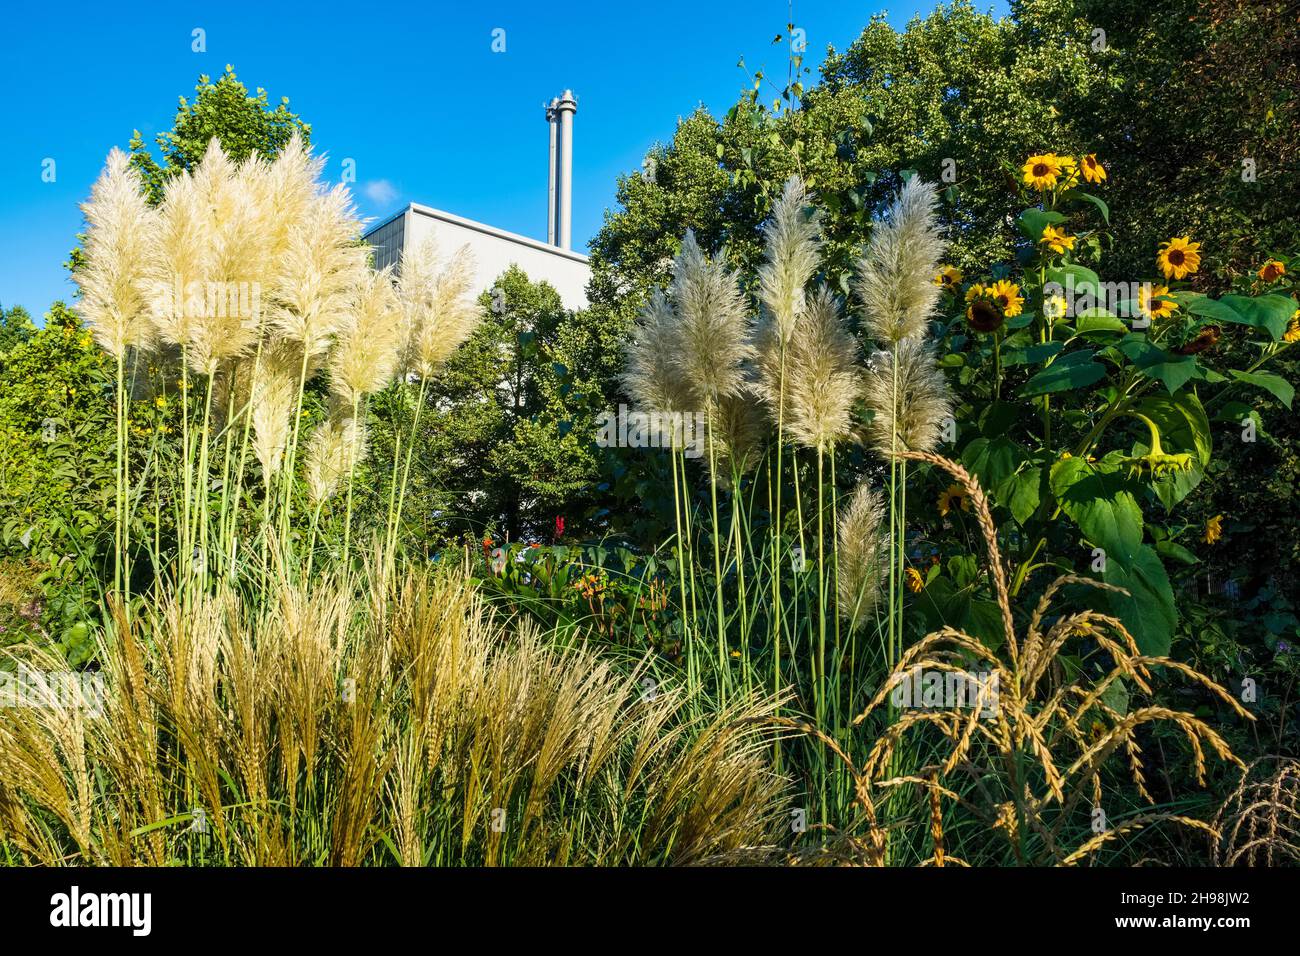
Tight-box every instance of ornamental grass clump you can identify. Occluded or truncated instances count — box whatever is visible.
[72,135,480,587]
[617,176,956,824]
[0,567,791,866]
[854,178,952,701]
[798,452,1251,866]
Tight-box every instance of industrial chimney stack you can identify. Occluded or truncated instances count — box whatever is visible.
[545,90,577,250]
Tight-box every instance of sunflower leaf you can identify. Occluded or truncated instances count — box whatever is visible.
[1228,369,1294,409]
[1017,208,1066,243]
[1020,349,1106,396]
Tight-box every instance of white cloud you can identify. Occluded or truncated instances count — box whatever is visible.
[362,179,399,204]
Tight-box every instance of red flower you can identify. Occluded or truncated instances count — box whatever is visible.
[555,516,565,539]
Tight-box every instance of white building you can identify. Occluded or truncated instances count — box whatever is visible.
[363,90,590,310]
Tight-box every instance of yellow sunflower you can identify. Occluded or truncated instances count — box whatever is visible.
[1041,224,1077,255]
[1080,154,1106,184]
[934,265,963,290]
[965,282,987,302]
[1139,283,1176,321]
[938,483,971,517]
[1284,308,1300,344]
[904,568,925,593]
[1157,236,1202,280]
[1257,260,1287,283]
[988,279,1024,318]
[1203,514,1224,545]
[1022,153,1063,190]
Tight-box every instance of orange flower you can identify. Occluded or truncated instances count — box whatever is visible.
[1257,260,1286,283]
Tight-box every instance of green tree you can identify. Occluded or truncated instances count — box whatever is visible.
[369,267,603,545]
[0,305,36,355]
[128,64,311,204]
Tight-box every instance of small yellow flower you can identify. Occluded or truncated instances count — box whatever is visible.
[1157,236,1202,281]
[155,396,168,410]
[938,483,971,517]
[935,265,963,290]
[1080,154,1106,185]
[1057,155,1080,188]
[965,282,987,302]
[1022,153,1063,190]
[1203,514,1224,545]
[988,280,1024,318]
[1041,225,1076,255]
[904,568,925,593]
[1139,284,1176,321]
[1257,260,1287,283]
[1043,294,1069,321]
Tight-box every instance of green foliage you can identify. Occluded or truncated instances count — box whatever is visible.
[0,303,115,558]
[128,64,311,204]
[0,305,36,355]
[367,267,605,545]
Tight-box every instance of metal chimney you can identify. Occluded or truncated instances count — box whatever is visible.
[545,98,559,246]
[553,90,577,250]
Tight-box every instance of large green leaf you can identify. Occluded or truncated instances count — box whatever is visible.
[1074,310,1128,337]
[1003,466,1043,525]
[1132,391,1211,510]
[1180,292,1294,341]
[1133,391,1212,466]
[1057,189,1111,225]
[1219,294,1295,341]
[1049,456,1144,563]
[1115,334,1207,393]
[1020,349,1106,397]
[1003,341,1064,366]
[963,437,1041,524]
[1103,544,1177,656]
[1178,293,1242,324]
[1045,263,1103,303]
[1228,369,1294,409]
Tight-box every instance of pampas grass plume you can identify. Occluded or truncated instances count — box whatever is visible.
[330,265,404,406]
[756,286,860,453]
[77,148,157,359]
[860,337,953,456]
[758,176,822,345]
[306,412,368,504]
[669,230,753,402]
[837,482,888,630]
[855,177,946,346]
[622,287,696,415]
[398,236,480,378]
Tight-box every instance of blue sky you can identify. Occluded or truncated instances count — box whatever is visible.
[0,0,1007,316]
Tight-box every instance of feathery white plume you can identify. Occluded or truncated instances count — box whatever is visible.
[669,230,753,403]
[756,286,860,453]
[757,176,822,345]
[330,266,404,406]
[855,177,946,346]
[397,236,480,378]
[837,482,888,630]
[77,149,157,358]
[860,337,953,456]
